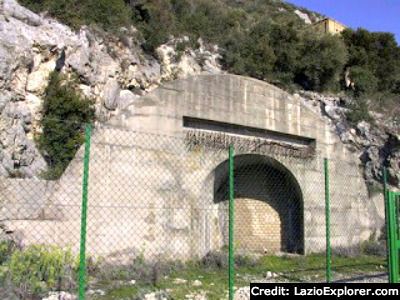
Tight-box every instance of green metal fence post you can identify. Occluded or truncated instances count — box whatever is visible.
[387,190,399,283]
[383,167,399,283]
[324,158,331,283]
[79,124,92,300]
[383,167,392,283]
[229,145,234,300]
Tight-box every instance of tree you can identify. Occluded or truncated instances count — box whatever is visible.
[268,22,300,85]
[222,20,276,80]
[342,28,400,94]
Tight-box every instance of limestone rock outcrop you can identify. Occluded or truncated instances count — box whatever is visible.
[0,0,222,178]
[0,0,398,186]
[298,90,400,186]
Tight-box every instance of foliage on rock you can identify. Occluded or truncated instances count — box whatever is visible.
[37,72,95,179]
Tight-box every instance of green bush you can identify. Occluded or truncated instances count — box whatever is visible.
[350,66,379,97]
[98,255,183,286]
[0,240,16,265]
[37,72,95,180]
[132,0,177,52]
[361,233,386,257]
[200,250,257,269]
[20,0,131,30]
[83,0,132,30]
[295,33,348,92]
[346,98,374,124]
[19,0,48,12]
[4,245,76,298]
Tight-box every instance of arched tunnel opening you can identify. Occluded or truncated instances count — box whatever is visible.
[213,154,304,255]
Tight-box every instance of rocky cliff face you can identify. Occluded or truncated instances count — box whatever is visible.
[0,0,222,178]
[0,0,399,187]
[298,91,400,187]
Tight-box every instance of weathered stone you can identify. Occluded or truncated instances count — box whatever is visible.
[103,79,120,110]
[65,46,91,80]
[0,91,10,113]
[86,289,105,296]
[234,287,250,300]
[173,278,187,284]
[3,0,43,27]
[118,89,137,110]
[192,280,202,286]
[357,121,371,138]
[156,37,221,81]
[78,84,91,98]
[324,104,340,120]
[26,55,56,94]
[294,9,312,24]
[41,291,76,300]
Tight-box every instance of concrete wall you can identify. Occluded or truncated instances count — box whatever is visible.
[0,178,56,220]
[1,75,385,260]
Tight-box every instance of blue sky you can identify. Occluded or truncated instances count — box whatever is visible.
[285,0,400,44]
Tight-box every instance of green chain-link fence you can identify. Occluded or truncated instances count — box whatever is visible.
[0,121,389,300]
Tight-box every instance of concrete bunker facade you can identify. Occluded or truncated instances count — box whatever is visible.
[2,75,383,260]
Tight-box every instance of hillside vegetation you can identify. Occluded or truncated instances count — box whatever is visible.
[19,0,400,122]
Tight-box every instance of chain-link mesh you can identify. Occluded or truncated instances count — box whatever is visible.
[329,159,387,283]
[0,121,390,300]
[0,119,85,300]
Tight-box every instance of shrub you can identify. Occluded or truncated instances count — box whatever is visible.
[37,72,95,180]
[346,98,374,124]
[361,233,386,256]
[98,256,183,286]
[200,250,257,269]
[20,0,131,30]
[19,0,48,12]
[0,240,16,265]
[332,245,361,257]
[130,0,177,53]
[4,245,76,299]
[201,251,228,269]
[349,66,378,97]
[83,0,132,30]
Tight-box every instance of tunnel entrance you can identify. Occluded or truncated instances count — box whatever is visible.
[214,154,304,254]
